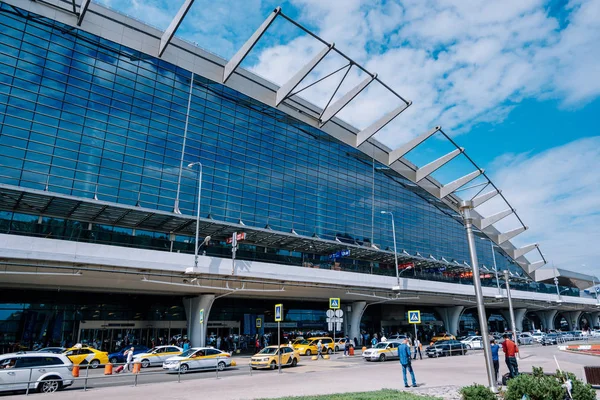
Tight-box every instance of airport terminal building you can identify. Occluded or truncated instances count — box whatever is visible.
[0,0,598,353]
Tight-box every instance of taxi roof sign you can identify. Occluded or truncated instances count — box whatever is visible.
[329,298,340,309]
[275,304,283,322]
[408,310,421,324]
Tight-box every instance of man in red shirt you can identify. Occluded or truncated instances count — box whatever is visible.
[502,333,519,378]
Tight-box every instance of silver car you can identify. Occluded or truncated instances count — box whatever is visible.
[0,352,74,393]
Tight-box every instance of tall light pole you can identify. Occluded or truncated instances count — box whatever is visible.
[503,270,520,359]
[553,269,562,303]
[188,162,203,269]
[459,200,497,393]
[480,238,502,297]
[381,211,400,289]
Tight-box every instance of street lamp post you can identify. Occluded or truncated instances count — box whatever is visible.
[459,200,497,393]
[503,270,520,359]
[188,162,203,269]
[381,211,400,289]
[553,273,562,302]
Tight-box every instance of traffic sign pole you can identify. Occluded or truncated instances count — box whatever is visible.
[278,320,281,374]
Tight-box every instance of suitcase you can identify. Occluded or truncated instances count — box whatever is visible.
[501,372,511,386]
[115,365,125,374]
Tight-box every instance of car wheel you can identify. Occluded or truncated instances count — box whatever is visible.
[335,346,339,352]
[291,358,298,367]
[179,364,189,374]
[379,354,386,362]
[90,359,100,368]
[38,378,61,393]
[305,349,311,356]
[327,348,332,355]
[217,361,226,371]
[466,344,472,350]
[110,357,118,364]
[141,359,150,368]
[270,361,277,370]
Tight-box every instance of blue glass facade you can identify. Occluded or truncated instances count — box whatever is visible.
[2,2,572,298]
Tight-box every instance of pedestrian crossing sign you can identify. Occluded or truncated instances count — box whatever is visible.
[408,310,421,324]
[275,304,283,322]
[199,309,204,324]
[256,318,262,328]
[329,298,340,309]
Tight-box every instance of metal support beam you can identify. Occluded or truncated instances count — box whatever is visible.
[472,208,514,230]
[440,170,483,198]
[490,226,528,244]
[77,0,91,26]
[509,243,539,260]
[158,0,195,57]
[223,7,281,83]
[415,148,463,182]
[472,189,500,208]
[356,102,411,147]
[388,126,441,166]
[320,75,376,126]
[517,259,545,274]
[275,44,334,106]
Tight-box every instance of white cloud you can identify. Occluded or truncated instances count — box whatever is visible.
[489,137,600,276]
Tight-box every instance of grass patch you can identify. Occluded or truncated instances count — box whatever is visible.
[257,389,441,400]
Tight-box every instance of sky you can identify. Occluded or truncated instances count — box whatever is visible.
[95,0,600,277]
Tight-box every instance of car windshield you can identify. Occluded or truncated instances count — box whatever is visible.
[180,349,196,357]
[294,340,309,345]
[374,343,388,349]
[258,347,278,355]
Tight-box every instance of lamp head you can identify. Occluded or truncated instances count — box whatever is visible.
[380,211,387,214]
[187,162,195,168]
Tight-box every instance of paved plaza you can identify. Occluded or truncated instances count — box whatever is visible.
[2,345,596,399]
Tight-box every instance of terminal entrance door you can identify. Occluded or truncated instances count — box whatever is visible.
[78,321,186,353]
[206,321,240,350]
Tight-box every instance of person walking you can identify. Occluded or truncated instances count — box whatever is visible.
[490,339,500,384]
[317,340,324,359]
[501,333,519,378]
[183,339,190,352]
[398,338,417,388]
[413,338,422,360]
[371,335,378,347]
[343,336,350,357]
[125,346,134,372]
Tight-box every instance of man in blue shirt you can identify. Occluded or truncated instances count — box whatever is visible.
[490,339,500,384]
[398,338,417,388]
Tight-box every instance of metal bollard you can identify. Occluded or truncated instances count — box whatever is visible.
[84,364,90,391]
[25,367,33,396]
[249,363,253,376]
[134,372,139,387]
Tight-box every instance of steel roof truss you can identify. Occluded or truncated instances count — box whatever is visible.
[356,103,411,147]
[319,74,376,126]
[439,169,483,198]
[415,148,463,182]
[77,0,91,26]
[472,208,514,230]
[158,0,195,57]
[472,189,501,208]
[388,126,441,166]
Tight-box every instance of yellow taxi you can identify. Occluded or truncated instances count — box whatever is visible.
[292,337,334,356]
[251,345,300,370]
[431,333,456,343]
[63,345,109,368]
[134,345,183,368]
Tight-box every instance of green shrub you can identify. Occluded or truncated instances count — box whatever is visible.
[555,370,596,400]
[460,383,496,400]
[504,369,563,400]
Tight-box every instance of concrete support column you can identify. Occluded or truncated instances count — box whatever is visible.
[500,308,527,332]
[563,311,582,330]
[348,301,367,346]
[536,309,558,331]
[591,312,600,329]
[183,294,215,347]
[436,306,464,337]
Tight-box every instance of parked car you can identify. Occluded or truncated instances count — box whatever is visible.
[426,340,468,357]
[388,334,408,341]
[541,333,560,346]
[518,333,534,345]
[134,345,183,368]
[108,345,150,364]
[292,337,333,356]
[460,336,483,349]
[63,346,109,368]
[531,332,545,343]
[250,346,300,370]
[0,352,74,393]
[163,347,232,373]
[362,341,402,362]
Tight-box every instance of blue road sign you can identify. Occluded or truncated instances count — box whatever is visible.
[328,250,350,259]
[329,298,340,309]
[275,304,283,322]
[408,310,421,324]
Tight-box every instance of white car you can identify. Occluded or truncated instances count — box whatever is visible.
[460,336,483,349]
[0,352,74,393]
[134,345,183,368]
[362,341,402,362]
[518,333,534,345]
[532,332,545,343]
[162,347,231,373]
